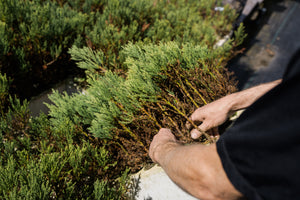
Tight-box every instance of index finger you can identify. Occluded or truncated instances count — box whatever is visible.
[185,110,205,130]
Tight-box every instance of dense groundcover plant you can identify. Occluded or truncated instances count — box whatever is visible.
[0,0,246,199]
[0,0,235,78]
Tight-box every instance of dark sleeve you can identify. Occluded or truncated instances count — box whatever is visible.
[217,54,300,200]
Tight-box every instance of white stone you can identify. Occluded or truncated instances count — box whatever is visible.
[131,165,199,200]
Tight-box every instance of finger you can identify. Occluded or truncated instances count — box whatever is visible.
[198,122,210,133]
[189,108,203,121]
[212,127,219,136]
[157,128,172,135]
[190,121,211,139]
[161,128,174,136]
[190,128,202,139]
[149,128,176,163]
[186,118,205,130]
[186,109,205,130]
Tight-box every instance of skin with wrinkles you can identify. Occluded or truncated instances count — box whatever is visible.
[149,79,281,200]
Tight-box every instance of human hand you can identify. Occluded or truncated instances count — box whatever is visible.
[186,80,283,140]
[186,96,234,139]
[149,128,180,164]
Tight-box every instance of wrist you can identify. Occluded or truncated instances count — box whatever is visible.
[228,79,282,112]
[220,93,239,113]
[225,90,252,112]
[153,141,181,166]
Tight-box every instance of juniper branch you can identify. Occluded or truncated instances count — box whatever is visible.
[161,97,213,143]
[111,141,129,156]
[184,79,208,105]
[173,68,199,107]
[111,99,147,151]
[118,121,148,152]
[140,106,162,129]
[157,102,184,137]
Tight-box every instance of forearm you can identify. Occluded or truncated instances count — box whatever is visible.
[155,143,214,199]
[154,142,243,200]
[228,79,282,111]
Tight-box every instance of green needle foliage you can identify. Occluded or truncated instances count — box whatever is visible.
[0,0,87,70]
[0,72,130,199]
[0,0,236,76]
[48,38,243,170]
[0,73,10,113]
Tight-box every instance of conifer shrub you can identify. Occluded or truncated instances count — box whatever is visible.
[0,0,87,71]
[0,0,237,99]
[0,73,130,199]
[48,26,245,171]
[0,73,10,114]
[83,0,237,70]
[0,21,8,58]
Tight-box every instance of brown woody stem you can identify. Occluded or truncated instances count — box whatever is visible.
[118,121,148,152]
[184,79,208,105]
[157,103,184,137]
[162,98,213,143]
[140,106,162,129]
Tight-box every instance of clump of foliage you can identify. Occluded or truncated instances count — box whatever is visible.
[0,72,131,199]
[0,0,237,98]
[48,27,244,170]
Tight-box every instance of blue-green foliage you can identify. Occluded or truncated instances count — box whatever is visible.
[93,169,130,200]
[0,114,125,199]
[0,0,236,72]
[0,139,122,199]
[68,46,105,70]
[0,70,128,199]
[0,156,51,200]
[48,42,230,139]
[0,73,9,102]
[0,0,88,70]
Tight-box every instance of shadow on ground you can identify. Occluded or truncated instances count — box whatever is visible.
[228,0,300,89]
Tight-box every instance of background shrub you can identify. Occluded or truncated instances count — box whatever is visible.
[0,0,237,98]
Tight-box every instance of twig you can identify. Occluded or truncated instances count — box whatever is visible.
[162,98,213,143]
[140,106,162,129]
[184,79,207,105]
[118,121,148,152]
[111,141,129,156]
[157,102,184,137]
[111,100,148,152]
[173,68,199,107]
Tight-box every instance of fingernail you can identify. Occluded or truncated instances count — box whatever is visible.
[191,132,198,139]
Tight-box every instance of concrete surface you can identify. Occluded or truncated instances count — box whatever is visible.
[229,0,300,89]
[130,165,198,200]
